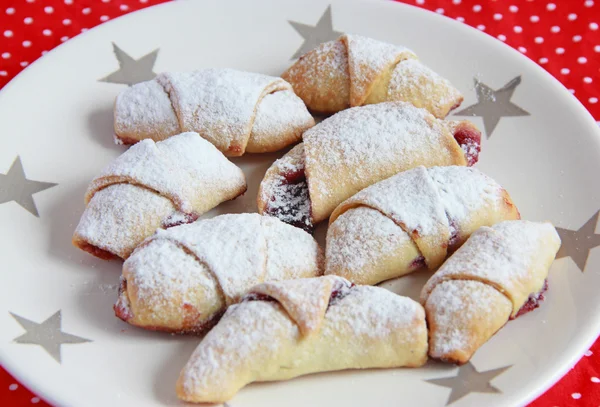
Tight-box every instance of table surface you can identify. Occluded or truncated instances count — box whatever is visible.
[1,0,599,406]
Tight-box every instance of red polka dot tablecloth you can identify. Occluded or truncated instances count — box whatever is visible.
[1,0,599,406]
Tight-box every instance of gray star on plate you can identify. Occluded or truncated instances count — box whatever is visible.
[425,362,512,405]
[10,311,91,363]
[288,5,343,59]
[556,210,600,272]
[454,76,530,138]
[100,42,159,85]
[0,156,57,217]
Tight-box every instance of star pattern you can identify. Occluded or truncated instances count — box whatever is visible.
[288,5,343,59]
[425,362,512,405]
[10,311,91,364]
[99,43,159,86]
[454,76,530,138]
[0,156,57,217]
[556,210,600,272]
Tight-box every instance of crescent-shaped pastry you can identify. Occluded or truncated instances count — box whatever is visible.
[420,220,561,364]
[282,34,463,117]
[176,275,428,403]
[114,213,323,333]
[73,132,246,260]
[114,68,315,156]
[257,102,481,231]
[326,166,520,285]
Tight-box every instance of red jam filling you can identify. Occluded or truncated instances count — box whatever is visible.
[409,256,426,271]
[453,125,481,166]
[114,277,133,322]
[162,212,199,229]
[244,280,356,309]
[512,279,549,319]
[264,168,314,233]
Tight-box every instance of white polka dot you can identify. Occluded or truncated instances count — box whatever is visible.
[585,0,594,6]
[42,29,52,36]
[44,6,53,13]
[539,57,548,64]
[436,8,444,14]
[456,16,465,22]
[509,5,518,12]
[573,35,582,42]
[60,36,69,42]
[26,0,34,3]
[530,15,540,23]
[568,13,577,21]
[100,15,109,21]
[102,0,110,2]
[0,71,7,76]
[547,3,556,11]
[592,377,600,383]
[41,50,48,56]
[551,26,560,33]
[63,19,71,25]
[584,77,593,83]
[4,30,13,38]
[477,25,486,31]
[494,13,503,20]
[585,350,593,356]
[20,61,28,67]
[64,0,73,4]
[498,34,507,41]
[22,40,31,47]
[535,36,544,43]
[140,0,148,3]
[120,4,129,10]
[572,393,582,399]
[561,68,570,74]
[569,89,575,94]
[82,7,91,15]
[514,26,523,33]
[595,45,600,52]
[81,28,89,33]
[556,47,565,54]
[24,17,33,24]
[518,46,527,53]
[578,57,588,64]
[591,22,599,30]
[473,4,482,12]
[6,7,15,15]
[416,0,424,4]
[31,397,40,404]
[2,52,10,59]
[453,0,461,3]
[590,97,599,104]
[8,384,18,391]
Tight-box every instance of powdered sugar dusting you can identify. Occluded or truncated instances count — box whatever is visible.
[158,69,290,153]
[389,59,461,114]
[426,279,512,358]
[421,220,561,312]
[326,206,415,279]
[114,79,181,142]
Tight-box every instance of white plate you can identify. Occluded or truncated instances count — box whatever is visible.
[1,0,599,406]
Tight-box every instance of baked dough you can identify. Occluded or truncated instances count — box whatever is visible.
[176,275,428,403]
[420,220,561,364]
[114,213,323,333]
[326,166,520,285]
[282,34,462,117]
[114,68,315,156]
[73,132,246,260]
[257,102,481,230]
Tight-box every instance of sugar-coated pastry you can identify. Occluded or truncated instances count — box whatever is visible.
[257,102,481,231]
[114,213,323,333]
[326,166,520,285]
[420,220,561,365]
[176,275,428,403]
[114,68,315,156]
[282,34,463,117]
[73,132,246,260]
